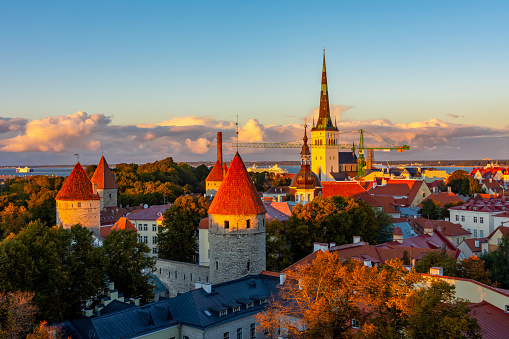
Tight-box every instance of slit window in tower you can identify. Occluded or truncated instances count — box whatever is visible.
[247,261,250,271]
[224,221,229,229]
[216,261,218,270]
[246,219,251,229]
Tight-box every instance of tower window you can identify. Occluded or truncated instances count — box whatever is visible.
[78,202,81,207]
[224,220,230,229]
[216,261,218,270]
[247,261,251,271]
[246,219,251,229]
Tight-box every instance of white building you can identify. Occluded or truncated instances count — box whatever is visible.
[128,204,171,256]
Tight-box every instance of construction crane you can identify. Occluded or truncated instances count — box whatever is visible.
[207,129,409,178]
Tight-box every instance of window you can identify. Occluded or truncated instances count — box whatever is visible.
[152,224,157,232]
[260,298,267,305]
[480,217,484,224]
[246,219,251,229]
[247,261,250,271]
[250,323,256,338]
[183,336,189,339]
[237,328,242,339]
[473,229,478,238]
[138,235,142,243]
[216,261,218,270]
[152,236,157,244]
[143,236,148,244]
[422,193,426,197]
[474,217,478,223]
[499,238,502,245]
[152,248,157,254]
[246,302,254,309]
[144,224,148,231]
[232,306,240,313]
[455,215,459,221]
[352,319,360,329]
[483,249,487,254]
[224,333,230,339]
[461,216,465,222]
[224,220,230,229]
[480,230,484,237]
[456,238,460,245]
[77,202,81,207]
[219,310,228,317]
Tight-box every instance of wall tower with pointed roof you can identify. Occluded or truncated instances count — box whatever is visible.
[56,162,101,232]
[289,121,322,203]
[91,155,118,209]
[311,50,339,181]
[207,152,267,284]
[205,132,224,197]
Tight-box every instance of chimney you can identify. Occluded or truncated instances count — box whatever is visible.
[448,186,452,193]
[429,267,443,276]
[217,132,223,165]
[202,283,212,293]
[279,273,286,285]
[313,242,328,252]
[424,220,434,236]
[353,236,361,244]
[93,183,98,194]
[393,226,403,243]
[195,282,203,289]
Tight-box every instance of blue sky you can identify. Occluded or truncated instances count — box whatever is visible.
[0,1,508,165]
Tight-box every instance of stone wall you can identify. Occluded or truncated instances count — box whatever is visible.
[97,188,117,209]
[208,213,266,284]
[155,259,209,298]
[56,199,100,231]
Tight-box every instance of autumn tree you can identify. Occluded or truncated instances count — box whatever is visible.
[257,251,481,339]
[0,291,38,339]
[456,255,492,286]
[0,203,31,239]
[102,229,156,304]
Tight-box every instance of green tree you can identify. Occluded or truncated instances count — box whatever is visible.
[482,233,509,288]
[157,195,209,262]
[420,199,442,220]
[102,229,156,304]
[415,249,457,277]
[374,210,394,244]
[265,219,293,272]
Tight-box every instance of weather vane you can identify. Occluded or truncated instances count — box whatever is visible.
[74,153,80,162]
[236,114,239,152]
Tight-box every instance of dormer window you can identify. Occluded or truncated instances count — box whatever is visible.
[260,298,267,305]
[232,306,240,313]
[246,302,254,309]
[219,310,228,317]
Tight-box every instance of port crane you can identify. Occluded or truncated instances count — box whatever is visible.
[207,129,409,178]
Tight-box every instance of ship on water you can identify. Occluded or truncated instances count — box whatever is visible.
[246,164,288,174]
[16,166,34,173]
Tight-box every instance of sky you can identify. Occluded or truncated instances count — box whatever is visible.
[0,1,508,165]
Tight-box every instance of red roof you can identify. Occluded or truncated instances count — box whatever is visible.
[393,226,403,236]
[409,217,471,237]
[91,156,118,190]
[469,301,509,339]
[322,182,367,198]
[198,217,209,230]
[208,153,267,215]
[56,162,100,201]
[418,192,463,208]
[128,204,171,221]
[112,217,136,231]
[206,160,223,182]
[369,179,426,206]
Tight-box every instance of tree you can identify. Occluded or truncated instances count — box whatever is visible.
[257,251,481,339]
[415,249,457,277]
[0,291,38,339]
[103,229,156,303]
[482,233,509,288]
[157,195,209,262]
[0,203,31,239]
[456,255,492,286]
[446,170,480,196]
[265,219,293,272]
[374,210,394,243]
[420,199,442,220]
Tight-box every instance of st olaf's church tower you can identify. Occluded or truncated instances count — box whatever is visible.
[311,50,339,181]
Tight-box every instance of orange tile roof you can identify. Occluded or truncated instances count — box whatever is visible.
[469,301,509,339]
[417,192,463,208]
[197,217,209,230]
[206,160,224,182]
[112,217,137,231]
[208,153,267,215]
[393,226,403,235]
[56,162,101,201]
[409,217,471,237]
[322,182,367,197]
[91,156,118,190]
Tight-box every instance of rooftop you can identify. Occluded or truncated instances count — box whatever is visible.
[56,162,101,201]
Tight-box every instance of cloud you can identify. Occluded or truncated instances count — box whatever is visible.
[0,117,28,133]
[447,113,464,118]
[0,111,110,152]
[1,110,508,165]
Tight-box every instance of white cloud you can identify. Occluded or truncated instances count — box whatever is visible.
[185,138,209,154]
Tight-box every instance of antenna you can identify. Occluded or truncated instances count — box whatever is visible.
[235,114,239,152]
[74,153,80,162]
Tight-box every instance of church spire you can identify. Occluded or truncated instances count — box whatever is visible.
[313,49,337,131]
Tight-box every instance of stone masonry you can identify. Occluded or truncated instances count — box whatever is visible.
[155,259,209,298]
[56,199,100,231]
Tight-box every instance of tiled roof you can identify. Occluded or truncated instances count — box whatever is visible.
[321,182,367,198]
[112,217,137,231]
[409,217,471,237]
[372,196,399,214]
[462,238,488,252]
[264,186,291,195]
[469,301,509,339]
[206,160,223,182]
[264,201,293,222]
[417,192,463,208]
[393,226,403,236]
[128,204,171,221]
[208,153,267,215]
[100,206,143,226]
[197,217,209,230]
[486,226,509,240]
[56,162,101,201]
[91,156,118,190]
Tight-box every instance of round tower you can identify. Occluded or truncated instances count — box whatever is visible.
[207,152,267,284]
[90,156,118,209]
[56,162,101,231]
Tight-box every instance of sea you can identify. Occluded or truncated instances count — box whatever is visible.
[0,165,475,178]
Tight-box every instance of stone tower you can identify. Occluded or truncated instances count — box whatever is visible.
[311,50,339,181]
[56,162,101,232]
[290,121,322,204]
[90,156,118,209]
[207,152,267,284]
[205,132,224,197]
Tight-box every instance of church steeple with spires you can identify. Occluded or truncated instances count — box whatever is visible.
[310,49,340,181]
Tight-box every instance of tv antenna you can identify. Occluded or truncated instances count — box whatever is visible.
[74,153,80,162]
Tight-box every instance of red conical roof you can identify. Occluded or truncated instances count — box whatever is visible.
[393,226,403,236]
[91,156,118,190]
[112,217,137,231]
[206,160,224,182]
[56,162,100,201]
[222,162,228,175]
[208,153,266,215]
